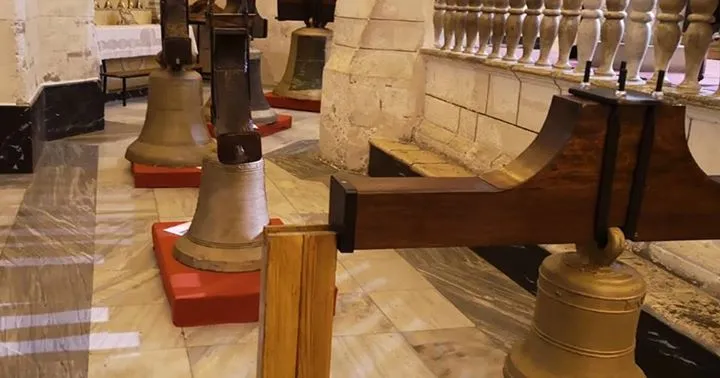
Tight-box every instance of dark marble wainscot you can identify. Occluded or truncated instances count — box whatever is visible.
[0,80,104,174]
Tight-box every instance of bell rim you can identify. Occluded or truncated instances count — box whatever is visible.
[173,235,263,273]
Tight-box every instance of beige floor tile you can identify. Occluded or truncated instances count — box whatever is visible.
[154,188,199,220]
[370,289,475,332]
[92,268,166,306]
[97,156,134,187]
[338,249,400,261]
[90,304,184,351]
[88,348,193,378]
[342,257,434,292]
[335,263,362,294]
[183,323,258,347]
[331,333,436,378]
[333,292,396,336]
[94,216,157,272]
[188,342,259,378]
[96,187,157,217]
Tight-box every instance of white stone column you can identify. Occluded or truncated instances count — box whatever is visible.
[443,0,459,49]
[555,0,583,69]
[489,0,510,59]
[624,0,656,83]
[503,0,526,61]
[453,0,470,52]
[595,0,629,77]
[320,0,430,171]
[476,0,495,56]
[572,0,604,75]
[466,0,483,53]
[434,0,448,48]
[648,0,687,85]
[535,0,563,66]
[678,0,719,92]
[518,0,543,63]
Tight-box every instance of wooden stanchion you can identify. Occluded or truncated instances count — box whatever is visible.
[257,225,337,378]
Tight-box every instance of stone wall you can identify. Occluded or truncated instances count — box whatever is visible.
[416,50,720,176]
[319,0,433,171]
[0,0,98,104]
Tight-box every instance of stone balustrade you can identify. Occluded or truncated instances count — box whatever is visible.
[432,0,720,105]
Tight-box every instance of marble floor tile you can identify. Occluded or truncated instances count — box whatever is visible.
[94,216,158,273]
[342,257,434,292]
[336,263,363,294]
[91,268,166,306]
[333,292,396,336]
[404,327,507,378]
[183,323,258,347]
[188,342,259,378]
[339,249,401,262]
[330,333,436,378]
[88,348,193,378]
[96,156,134,187]
[265,178,303,224]
[1,350,90,378]
[96,187,157,218]
[369,289,474,332]
[154,188,199,221]
[89,304,184,351]
[269,177,330,214]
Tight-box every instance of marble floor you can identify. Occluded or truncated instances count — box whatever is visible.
[1,94,719,378]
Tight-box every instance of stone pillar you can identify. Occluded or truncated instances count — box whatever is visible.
[319,0,430,171]
[0,0,103,174]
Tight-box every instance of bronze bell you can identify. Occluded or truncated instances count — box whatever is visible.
[249,47,277,125]
[273,27,333,101]
[126,69,213,167]
[504,228,647,378]
[173,155,270,272]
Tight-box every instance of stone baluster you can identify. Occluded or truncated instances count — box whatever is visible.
[554,0,584,69]
[519,0,543,63]
[572,0,604,75]
[595,0,629,77]
[434,0,448,48]
[477,0,496,56]
[624,0,656,83]
[648,0,688,84]
[443,0,459,50]
[453,0,471,52]
[535,0,563,66]
[678,0,719,92]
[503,0,527,61]
[489,0,511,59]
[466,0,483,53]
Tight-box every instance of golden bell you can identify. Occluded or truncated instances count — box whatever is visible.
[125,69,213,167]
[504,228,647,378]
[173,155,270,273]
[273,27,333,101]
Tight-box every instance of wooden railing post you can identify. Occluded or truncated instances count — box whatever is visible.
[258,225,338,378]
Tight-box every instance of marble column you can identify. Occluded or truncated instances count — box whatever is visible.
[444,0,459,50]
[434,0,448,48]
[554,0,583,69]
[678,0,719,92]
[477,0,495,56]
[648,0,688,85]
[320,0,429,171]
[489,0,511,59]
[595,0,629,77]
[572,0,604,75]
[453,0,471,52]
[503,0,527,61]
[466,0,483,53]
[518,0,543,64]
[624,0,656,83]
[535,0,563,66]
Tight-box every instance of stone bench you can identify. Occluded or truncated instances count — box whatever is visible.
[368,137,720,356]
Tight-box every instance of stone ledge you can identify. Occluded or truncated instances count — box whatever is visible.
[370,137,720,356]
[421,48,720,112]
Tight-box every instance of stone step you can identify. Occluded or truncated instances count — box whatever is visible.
[369,137,720,356]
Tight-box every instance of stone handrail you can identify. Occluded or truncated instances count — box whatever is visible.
[432,0,720,101]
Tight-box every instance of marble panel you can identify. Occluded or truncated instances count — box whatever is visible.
[331,333,436,378]
[88,349,193,378]
[341,257,434,292]
[369,289,475,332]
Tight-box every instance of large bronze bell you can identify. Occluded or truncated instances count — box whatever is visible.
[272,27,333,101]
[249,47,277,125]
[125,69,213,167]
[173,155,269,272]
[504,228,646,378]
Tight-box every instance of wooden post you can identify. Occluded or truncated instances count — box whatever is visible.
[257,225,338,378]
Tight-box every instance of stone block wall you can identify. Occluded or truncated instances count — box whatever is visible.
[416,50,720,176]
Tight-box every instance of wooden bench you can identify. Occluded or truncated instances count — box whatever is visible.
[100,60,202,106]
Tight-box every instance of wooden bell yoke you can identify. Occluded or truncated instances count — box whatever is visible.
[328,86,720,252]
